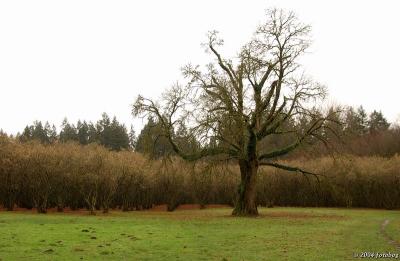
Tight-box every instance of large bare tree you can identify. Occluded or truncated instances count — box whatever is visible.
[133,9,338,216]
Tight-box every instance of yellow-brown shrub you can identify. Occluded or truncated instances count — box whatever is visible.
[1,136,399,212]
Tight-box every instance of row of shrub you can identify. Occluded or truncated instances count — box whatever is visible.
[0,137,238,213]
[1,136,400,213]
[257,156,400,209]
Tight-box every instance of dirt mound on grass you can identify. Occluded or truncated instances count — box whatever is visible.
[0,204,230,215]
[0,207,101,215]
[148,204,231,211]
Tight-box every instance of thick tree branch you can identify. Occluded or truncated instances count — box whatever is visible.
[258,117,326,160]
[259,161,323,181]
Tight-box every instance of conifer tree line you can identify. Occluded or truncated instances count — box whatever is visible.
[135,105,400,159]
[16,113,134,152]
[6,105,399,157]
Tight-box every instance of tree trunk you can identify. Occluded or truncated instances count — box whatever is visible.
[232,160,259,216]
[5,197,14,211]
[35,196,48,214]
[57,197,64,212]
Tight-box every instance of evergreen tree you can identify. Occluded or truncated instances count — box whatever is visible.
[87,122,99,144]
[107,116,130,151]
[59,118,78,142]
[345,107,358,134]
[95,113,130,151]
[368,110,390,133]
[356,106,368,135]
[77,120,89,145]
[344,106,369,136]
[135,117,175,158]
[46,123,58,144]
[32,121,49,143]
[19,125,34,142]
[97,113,112,147]
[19,121,51,144]
[0,129,7,138]
[129,125,137,150]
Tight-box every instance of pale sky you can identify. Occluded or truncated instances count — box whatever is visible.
[1,0,399,135]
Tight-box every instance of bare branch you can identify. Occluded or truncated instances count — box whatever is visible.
[259,161,323,182]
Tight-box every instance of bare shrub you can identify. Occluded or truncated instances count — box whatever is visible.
[153,158,186,211]
[0,137,22,210]
[25,143,57,213]
[1,138,400,212]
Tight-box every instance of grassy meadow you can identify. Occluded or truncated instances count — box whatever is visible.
[2,138,400,260]
[1,207,399,260]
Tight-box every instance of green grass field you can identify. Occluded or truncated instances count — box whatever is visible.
[0,207,399,260]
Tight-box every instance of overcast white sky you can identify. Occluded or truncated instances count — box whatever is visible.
[1,0,399,135]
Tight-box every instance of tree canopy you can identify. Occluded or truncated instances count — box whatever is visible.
[133,8,341,215]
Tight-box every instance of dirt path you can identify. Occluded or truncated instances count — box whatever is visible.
[380,219,400,250]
